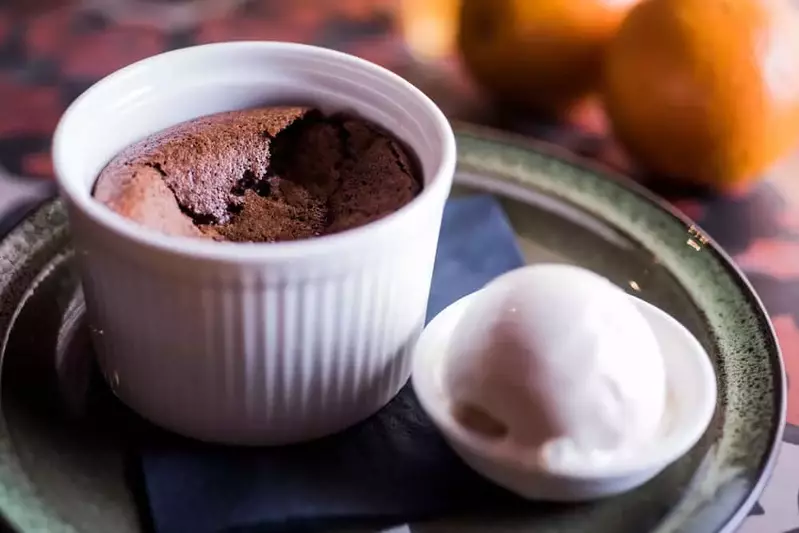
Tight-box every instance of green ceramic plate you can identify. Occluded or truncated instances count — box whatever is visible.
[0,125,784,533]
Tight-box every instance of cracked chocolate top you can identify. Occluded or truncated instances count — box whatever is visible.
[92,107,423,242]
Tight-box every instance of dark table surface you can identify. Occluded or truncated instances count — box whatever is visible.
[0,1,796,530]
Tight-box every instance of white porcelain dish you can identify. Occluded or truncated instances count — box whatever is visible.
[51,42,456,445]
[412,290,717,501]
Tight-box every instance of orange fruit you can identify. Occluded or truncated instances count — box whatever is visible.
[458,0,640,117]
[400,0,461,61]
[603,0,799,191]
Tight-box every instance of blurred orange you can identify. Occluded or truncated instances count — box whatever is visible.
[603,0,799,191]
[399,0,461,61]
[458,0,639,118]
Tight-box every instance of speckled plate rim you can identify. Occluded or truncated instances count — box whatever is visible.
[451,122,787,533]
[0,199,75,533]
[0,123,786,533]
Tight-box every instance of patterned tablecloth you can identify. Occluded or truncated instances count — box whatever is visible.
[0,1,796,531]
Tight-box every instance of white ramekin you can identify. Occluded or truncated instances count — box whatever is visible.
[52,42,456,445]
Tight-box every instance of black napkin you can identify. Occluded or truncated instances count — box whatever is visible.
[140,194,528,533]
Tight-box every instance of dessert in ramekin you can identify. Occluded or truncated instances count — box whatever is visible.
[52,42,456,445]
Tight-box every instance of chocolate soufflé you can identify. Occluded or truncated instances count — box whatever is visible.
[92,107,423,242]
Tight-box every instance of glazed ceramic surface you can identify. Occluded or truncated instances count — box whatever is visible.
[0,126,783,533]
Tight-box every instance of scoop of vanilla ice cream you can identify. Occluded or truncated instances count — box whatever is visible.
[444,264,666,468]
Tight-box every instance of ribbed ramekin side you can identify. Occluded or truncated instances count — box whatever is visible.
[76,207,441,444]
